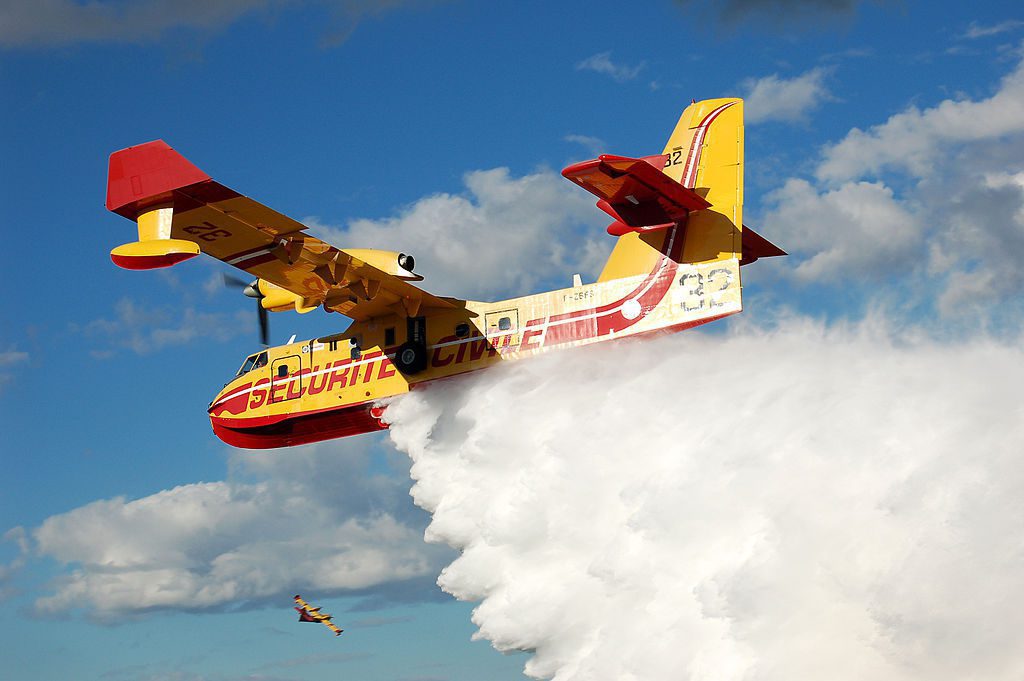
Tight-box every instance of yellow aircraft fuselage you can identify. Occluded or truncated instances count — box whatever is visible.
[107,98,784,449]
[208,237,742,448]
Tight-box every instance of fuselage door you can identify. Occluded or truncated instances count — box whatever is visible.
[484,309,520,353]
[270,354,303,403]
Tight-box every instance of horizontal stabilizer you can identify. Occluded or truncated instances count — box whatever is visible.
[740,225,787,266]
[562,154,711,229]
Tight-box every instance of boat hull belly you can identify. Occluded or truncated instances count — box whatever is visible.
[211,402,386,449]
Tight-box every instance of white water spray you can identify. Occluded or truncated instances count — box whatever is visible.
[386,319,1024,680]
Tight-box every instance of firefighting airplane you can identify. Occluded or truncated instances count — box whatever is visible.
[293,595,343,636]
[106,97,784,449]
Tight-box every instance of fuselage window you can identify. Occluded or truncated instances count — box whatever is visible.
[498,316,512,331]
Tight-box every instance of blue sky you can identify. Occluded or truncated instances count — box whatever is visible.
[2,1,1024,680]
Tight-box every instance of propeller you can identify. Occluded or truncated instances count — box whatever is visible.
[223,274,270,346]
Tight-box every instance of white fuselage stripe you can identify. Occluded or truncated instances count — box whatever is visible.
[682,101,736,189]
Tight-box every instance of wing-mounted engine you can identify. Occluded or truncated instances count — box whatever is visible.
[252,279,318,313]
[341,250,419,281]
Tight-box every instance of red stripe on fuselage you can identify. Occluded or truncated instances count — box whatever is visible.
[540,222,685,345]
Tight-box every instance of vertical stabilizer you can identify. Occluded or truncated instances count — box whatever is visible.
[594,98,744,282]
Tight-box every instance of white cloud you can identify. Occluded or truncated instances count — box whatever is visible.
[80,298,251,355]
[743,67,833,123]
[309,167,610,301]
[29,441,448,619]
[756,52,1024,327]
[385,318,1024,681]
[564,134,605,157]
[575,52,644,83]
[761,178,920,281]
[816,57,1024,182]
[963,20,1024,40]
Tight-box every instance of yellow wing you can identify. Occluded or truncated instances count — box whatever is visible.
[106,140,457,321]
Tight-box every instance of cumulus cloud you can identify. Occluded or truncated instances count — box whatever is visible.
[816,56,1024,183]
[0,0,435,49]
[743,68,833,123]
[28,440,448,620]
[759,52,1024,327]
[575,52,644,83]
[924,166,1024,317]
[760,178,919,281]
[309,167,610,301]
[385,319,1024,681]
[79,298,251,356]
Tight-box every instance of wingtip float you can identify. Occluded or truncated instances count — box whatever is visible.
[106,97,785,449]
[294,595,343,637]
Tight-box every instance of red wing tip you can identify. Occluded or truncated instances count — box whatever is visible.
[106,139,210,215]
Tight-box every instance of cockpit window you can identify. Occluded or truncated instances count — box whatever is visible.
[236,351,269,376]
[237,355,257,376]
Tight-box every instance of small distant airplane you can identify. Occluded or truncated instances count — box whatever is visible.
[294,595,343,637]
[105,97,784,448]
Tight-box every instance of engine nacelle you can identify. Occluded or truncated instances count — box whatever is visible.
[341,249,420,281]
[257,279,318,314]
